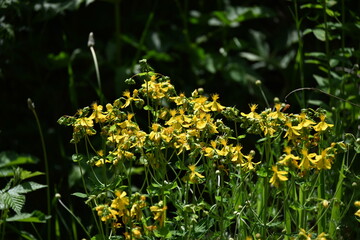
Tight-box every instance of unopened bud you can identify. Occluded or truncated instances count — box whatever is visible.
[322,200,329,208]
[255,80,262,86]
[55,193,61,199]
[354,201,360,207]
[88,32,95,47]
[27,98,35,111]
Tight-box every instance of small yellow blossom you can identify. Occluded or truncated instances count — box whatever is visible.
[241,150,260,172]
[278,146,300,168]
[312,148,333,170]
[205,94,225,112]
[268,103,286,120]
[355,209,360,217]
[241,104,260,119]
[298,228,311,240]
[354,201,360,207]
[313,114,334,132]
[185,164,205,183]
[315,232,327,240]
[90,103,107,123]
[111,190,129,214]
[150,203,167,226]
[149,123,162,144]
[284,121,301,141]
[122,89,141,108]
[231,144,244,164]
[299,148,317,171]
[297,112,316,128]
[269,165,288,188]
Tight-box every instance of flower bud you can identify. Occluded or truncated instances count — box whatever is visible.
[322,200,329,208]
[255,80,262,86]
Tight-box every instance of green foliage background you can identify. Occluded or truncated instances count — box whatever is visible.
[1,0,360,239]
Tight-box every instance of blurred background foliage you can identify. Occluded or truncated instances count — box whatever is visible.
[1,0,360,239]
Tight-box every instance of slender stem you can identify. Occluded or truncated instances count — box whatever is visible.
[88,32,104,104]
[317,170,326,234]
[27,98,51,240]
[329,154,346,237]
[284,182,292,240]
[57,197,91,239]
[293,0,305,107]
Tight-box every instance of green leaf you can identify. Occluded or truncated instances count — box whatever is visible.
[0,168,14,178]
[313,74,328,87]
[20,170,44,180]
[9,182,47,195]
[0,192,25,214]
[0,151,39,168]
[91,234,107,240]
[143,105,154,111]
[6,210,46,223]
[72,192,88,198]
[313,29,326,41]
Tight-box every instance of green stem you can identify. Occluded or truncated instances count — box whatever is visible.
[328,154,346,237]
[284,182,292,240]
[57,197,91,239]
[293,0,305,107]
[298,183,307,229]
[317,170,326,234]
[27,98,51,240]
[88,33,104,104]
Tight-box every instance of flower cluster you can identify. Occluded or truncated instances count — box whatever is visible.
[240,103,339,188]
[59,67,348,239]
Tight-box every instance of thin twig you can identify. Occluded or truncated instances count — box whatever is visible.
[284,87,360,108]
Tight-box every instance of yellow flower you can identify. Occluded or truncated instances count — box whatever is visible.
[185,164,205,183]
[241,104,260,119]
[204,140,217,158]
[150,202,167,226]
[354,201,360,207]
[132,227,142,238]
[205,94,225,112]
[95,158,110,167]
[269,165,288,188]
[231,144,244,164]
[313,114,334,132]
[149,123,162,144]
[298,228,311,240]
[259,121,276,136]
[299,148,317,171]
[174,133,190,154]
[121,89,141,108]
[278,146,300,168]
[111,190,129,214]
[311,148,333,170]
[316,232,328,240]
[76,116,93,127]
[284,121,301,141]
[268,103,286,120]
[241,150,260,172]
[297,112,316,128]
[171,92,187,105]
[90,102,107,123]
[355,209,360,217]
[95,205,118,222]
[192,96,210,113]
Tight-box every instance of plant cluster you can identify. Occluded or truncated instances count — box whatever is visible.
[58,60,358,239]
